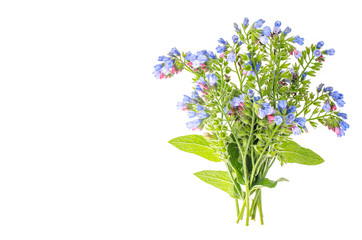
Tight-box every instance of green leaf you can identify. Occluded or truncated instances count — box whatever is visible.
[253,177,289,189]
[169,135,221,162]
[278,141,324,165]
[194,170,238,198]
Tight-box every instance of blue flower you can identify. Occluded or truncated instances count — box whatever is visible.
[196,104,205,111]
[325,49,335,55]
[313,49,321,57]
[293,36,304,45]
[218,38,228,45]
[191,91,199,99]
[302,72,307,78]
[262,26,272,37]
[216,45,226,53]
[206,74,218,86]
[317,83,325,92]
[161,66,170,75]
[293,126,301,135]
[274,116,283,125]
[337,112,347,119]
[295,117,306,128]
[285,113,295,124]
[336,99,345,107]
[207,51,216,59]
[243,17,249,27]
[162,56,171,62]
[322,101,331,112]
[275,20,281,27]
[278,100,287,111]
[331,91,343,100]
[177,102,185,110]
[158,56,166,61]
[248,89,254,97]
[231,96,241,107]
[186,119,202,130]
[195,85,202,91]
[254,96,261,102]
[273,27,281,34]
[238,41,244,46]
[154,64,163,71]
[316,41,324,49]
[294,50,302,59]
[232,35,239,43]
[254,19,265,28]
[283,27,291,35]
[197,111,210,119]
[340,120,350,131]
[227,51,236,62]
[153,70,161,79]
[197,53,208,63]
[183,95,192,103]
[192,60,201,68]
[185,52,196,61]
[188,111,196,118]
[170,47,180,56]
[337,128,345,137]
[197,77,207,85]
[234,23,239,31]
[324,86,333,92]
[260,36,269,45]
[287,105,296,114]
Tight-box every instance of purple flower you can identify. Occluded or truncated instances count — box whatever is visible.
[313,49,321,57]
[248,89,254,97]
[274,116,283,125]
[232,35,239,43]
[207,51,216,59]
[188,111,196,118]
[259,103,275,118]
[192,60,201,68]
[216,45,226,53]
[238,41,243,46]
[227,51,236,62]
[231,96,241,107]
[316,41,324,49]
[197,77,207,85]
[336,99,345,107]
[325,49,335,55]
[234,23,239,31]
[295,117,306,128]
[218,38,228,45]
[260,36,269,45]
[254,19,265,28]
[197,53,208,63]
[262,26,272,37]
[337,112,347,119]
[340,120,350,131]
[274,20,281,27]
[293,36,304,45]
[243,17,249,27]
[206,74,218,86]
[285,113,295,124]
[322,101,331,112]
[273,27,281,34]
[183,95,192,103]
[293,126,301,135]
[317,83,324,92]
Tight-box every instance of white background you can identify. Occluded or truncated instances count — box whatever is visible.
[0,0,361,239]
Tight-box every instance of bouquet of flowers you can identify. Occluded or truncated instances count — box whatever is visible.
[153,18,348,226]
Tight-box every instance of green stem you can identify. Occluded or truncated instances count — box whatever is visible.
[235,199,240,217]
[236,199,246,223]
[257,193,264,225]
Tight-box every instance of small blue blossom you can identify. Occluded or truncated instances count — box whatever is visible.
[278,100,287,111]
[336,99,345,107]
[260,36,269,45]
[248,89,254,97]
[206,74,218,86]
[185,52,196,61]
[273,27,281,34]
[243,17,249,27]
[254,96,261,102]
[295,117,306,128]
[274,116,283,125]
[293,36,304,45]
[197,53,208,63]
[262,26,272,37]
[232,35,239,43]
[302,72,307,78]
[158,56,166,61]
[234,23,239,31]
[170,47,180,56]
[197,111,210,119]
[316,41,324,49]
[337,129,345,137]
[340,121,349,131]
[294,50,302,59]
[177,102,185,110]
[183,95,192,103]
[331,91,343,100]
[313,49,321,57]
[337,112,347,119]
[317,83,325,92]
[227,51,236,62]
[191,91,199,99]
[322,101,331,112]
[254,19,265,28]
[154,64,163,71]
[283,27,291,35]
[186,119,202,130]
[285,113,295,124]
[188,111,196,118]
[293,126,301,135]
[218,38,228,45]
[196,104,204,111]
[238,41,244,46]
[275,21,281,27]
[324,86,333,92]
[192,60,201,68]
[216,45,226,53]
[325,49,335,55]
[287,105,296,114]
[153,70,161,79]
[197,77,207,86]
[207,51,216,59]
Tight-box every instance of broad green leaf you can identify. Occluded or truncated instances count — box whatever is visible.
[169,135,220,162]
[194,170,239,199]
[253,177,289,189]
[278,141,324,165]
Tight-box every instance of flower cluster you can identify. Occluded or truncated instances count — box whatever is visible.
[153,48,183,79]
